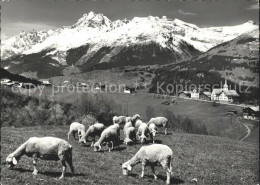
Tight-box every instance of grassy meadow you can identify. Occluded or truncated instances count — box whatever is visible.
[15,86,249,140]
[1,126,258,185]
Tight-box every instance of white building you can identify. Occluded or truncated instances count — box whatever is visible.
[211,79,239,103]
[191,89,200,99]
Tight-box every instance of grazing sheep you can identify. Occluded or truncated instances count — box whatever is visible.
[113,116,127,125]
[6,137,74,179]
[148,117,168,135]
[125,116,133,123]
[122,144,173,184]
[93,124,120,152]
[79,123,105,146]
[136,122,149,144]
[131,114,142,129]
[68,122,86,142]
[148,123,158,143]
[123,121,136,145]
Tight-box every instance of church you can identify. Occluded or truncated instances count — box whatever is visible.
[211,79,240,103]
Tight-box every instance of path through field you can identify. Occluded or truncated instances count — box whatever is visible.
[239,118,252,141]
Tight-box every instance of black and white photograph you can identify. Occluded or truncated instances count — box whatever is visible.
[0,0,259,184]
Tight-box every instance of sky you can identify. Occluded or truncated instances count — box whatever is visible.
[1,0,259,40]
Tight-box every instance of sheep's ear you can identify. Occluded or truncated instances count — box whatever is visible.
[12,157,17,165]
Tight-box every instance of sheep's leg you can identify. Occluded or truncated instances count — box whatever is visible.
[140,162,146,178]
[151,166,157,180]
[160,159,171,184]
[78,131,81,142]
[111,141,114,149]
[68,131,72,140]
[66,152,74,174]
[59,160,66,179]
[32,154,38,176]
[91,140,94,147]
[164,128,168,135]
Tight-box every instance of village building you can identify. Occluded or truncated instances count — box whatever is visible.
[41,80,51,86]
[178,91,191,98]
[243,106,259,120]
[77,82,88,87]
[1,78,11,85]
[191,89,200,99]
[200,91,212,101]
[211,79,239,103]
[123,86,135,93]
[22,83,35,89]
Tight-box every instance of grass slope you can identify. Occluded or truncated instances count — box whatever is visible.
[21,88,247,140]
[1,126,258,185]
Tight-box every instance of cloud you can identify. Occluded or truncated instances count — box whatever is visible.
[178,9,196,16]
[2,22,58,40]
[246,4,259,10]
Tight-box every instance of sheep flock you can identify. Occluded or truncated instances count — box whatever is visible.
[6,114,173,184]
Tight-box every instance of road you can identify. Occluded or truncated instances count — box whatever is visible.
[238,117,251,141]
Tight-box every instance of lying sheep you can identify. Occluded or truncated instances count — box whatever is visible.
[148,117,168,135]
[68,122,86,142]
[113,116,127,125]
[123,121,136,145]
[6,137,74,179]
[79,123,105,146]
[122,144,173,184]
[93,124,120,152]
[136,122,149,144]
[148,123,158,143]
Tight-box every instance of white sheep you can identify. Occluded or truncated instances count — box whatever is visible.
[136,122,149,144]
[123,121,136,145]
[148,117,168,135]
[79,123,105,146]
[122,144,173,184]
[113,116,127,125]
[6,137,74,179]
[131,114,142,129]
[148,123,158,143]
[125,116,132,122]
[93,124,120,152]
[68,122,86,142]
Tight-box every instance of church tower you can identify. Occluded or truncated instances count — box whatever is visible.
[223,78,228,90]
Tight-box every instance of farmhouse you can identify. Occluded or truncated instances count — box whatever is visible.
[1,78,11,85]
[191,89,200,99]
[243,106,259,120]
[178,91,191,98]
[124,86,135,93]
[77,82,88,87]
[200,91,212,101]
[22,83,35,89]
[41,80,51,86]
[211,79,239,103]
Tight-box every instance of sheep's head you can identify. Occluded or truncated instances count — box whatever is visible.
[139,135,147,144]
[93,144,101,152]
[6,155,18,169]
[122,162,132,175]
[132,114,141,121]
[79,137,87,144]
[151,130,157,137]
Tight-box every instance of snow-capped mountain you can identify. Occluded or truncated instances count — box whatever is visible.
[152,28,259,88]
[1,11,258,78]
